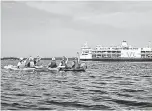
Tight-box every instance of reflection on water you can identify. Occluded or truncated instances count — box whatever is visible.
[1,60,152,110]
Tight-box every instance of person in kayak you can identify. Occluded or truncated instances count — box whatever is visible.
[17,57,26,68]
[34,56,42,66]
[71,52,81,69]
[72,57,80,69]
[26,56,35,68]
[48,57,57,68]
[59,56,68,69]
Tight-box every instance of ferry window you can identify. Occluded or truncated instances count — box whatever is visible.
[84,51,89,53]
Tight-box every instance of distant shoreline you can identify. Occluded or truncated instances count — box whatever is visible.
[1,57,76,60]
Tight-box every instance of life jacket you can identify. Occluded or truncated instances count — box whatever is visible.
[61,60,66,66]
[34,60,37,65]
[27,61,35,67]
[35,60,42,66]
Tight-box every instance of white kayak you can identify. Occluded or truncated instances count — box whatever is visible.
[4,63,87,72]
[48,67,59,71]
[4,65,58,72]
[58,66,66,68]
[35,67,49,72]
[34,66,59,72]
[4,65,35,71]
[10,67,35,71]
[34,66,44,68]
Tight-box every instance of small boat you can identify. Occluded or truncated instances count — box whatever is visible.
[35,67,85,72]
[34,67,49,72]
[59,68,86,72]
[35,67,59,72]
[4,65,35,72]
[48,68,59,71]
[4,64,87,72]
[34,66,44,68]
[10,67,35,71]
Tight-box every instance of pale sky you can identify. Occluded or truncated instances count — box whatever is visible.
[1,1,152,57]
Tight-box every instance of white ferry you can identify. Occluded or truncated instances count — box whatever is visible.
[80,41,152,61]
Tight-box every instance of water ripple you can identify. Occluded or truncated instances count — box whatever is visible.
[1,60,152,110]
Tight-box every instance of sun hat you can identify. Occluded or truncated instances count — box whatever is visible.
[52,57,55,60]
[29,57,34,61]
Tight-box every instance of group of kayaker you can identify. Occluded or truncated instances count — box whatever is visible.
[47,56,83,69]
[17,55,85,70]
[17,56,42,68]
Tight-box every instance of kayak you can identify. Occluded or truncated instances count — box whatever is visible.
[4,64,87,72]
[34,67,59,72]
[34,66,44,68]
[58,63,87,72]
[58,66,66,68]
[4,65,58,72]
[60,68,86,72]
[9,67,35,71]
[48,68,59,71]
[34,67,49,72]
[4,65,35,72]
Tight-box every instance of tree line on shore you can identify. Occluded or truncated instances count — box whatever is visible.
[1,57,76,60]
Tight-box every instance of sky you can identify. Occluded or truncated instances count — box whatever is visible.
[1,1,152,57]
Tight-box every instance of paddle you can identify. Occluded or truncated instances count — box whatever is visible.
[77,52,80,64]
[24,57,30,66]
[65,57,68,64]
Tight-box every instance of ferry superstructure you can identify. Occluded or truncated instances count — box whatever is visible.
[80,41,152,61]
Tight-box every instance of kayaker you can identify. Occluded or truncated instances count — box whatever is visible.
[72,52,81,69]
[48,57,57,68]
[59,56,68,68]
[34,56,42,66]
[26,56,35,68]
[17,57,26,68]
[72,57,80,69]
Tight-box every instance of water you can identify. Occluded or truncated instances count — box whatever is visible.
[1,60,152,110]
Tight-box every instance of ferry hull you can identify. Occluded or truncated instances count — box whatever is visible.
[80,58,152,62]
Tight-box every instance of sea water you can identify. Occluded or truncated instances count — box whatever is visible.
[1,60,152,110]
